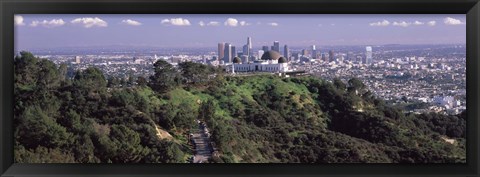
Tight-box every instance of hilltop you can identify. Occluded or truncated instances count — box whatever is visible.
[14,51,466,163]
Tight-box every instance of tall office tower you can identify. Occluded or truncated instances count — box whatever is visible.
[247,37,252,55]
[218,43,225,61]
[243,44,249,57]
[284,45,289,59]
[347,52,354,61]
[321,53,327,62]
[273,41,280,52]
[224,43,232,63]
[262,46,269,52]
[365,46,373,64]
[329,50,335,62]
[258,50,265,59]
[302,49,309,56]
[75,56,81,64]
[311,45,317,59]
[231,46,236,59]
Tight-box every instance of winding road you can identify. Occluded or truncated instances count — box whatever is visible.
[191,121,213,163]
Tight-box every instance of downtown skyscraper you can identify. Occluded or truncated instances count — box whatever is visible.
[365,46,373,64]
[247,37,252,57]
[243,45,249,56]
[272,41,280,52]
[224,43,232,63]
[311,45,317,59]
[262,46,269,52]
[218,43,225,62]
[329,50,335,62]
[243,37,252,57]
[284,45,289,60]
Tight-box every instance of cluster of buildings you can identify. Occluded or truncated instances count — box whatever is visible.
[45,54,156,79]
[217,37,253,65]
[296,49,466,115]
[217,37,294,73]
[35,42,465,115]
[215,37,374,75]
[433,96,462,110]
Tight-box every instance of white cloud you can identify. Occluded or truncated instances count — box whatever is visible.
[330,23,335,26]
[267,22,279,27]
[224,18,239,27]
[444,17,465,25]
[207,21,220,26]
[161,19,170,24]
[71,17,108,28]
[393,21,411,27]
[223,18,250,27]
[427,21,436,26]
[121,19,142,26]
[14,15,25,26]
[413,21,424,25]
[30,19,65,28]
[369,20,390,26]
[199,21,220,27]
[239,21,251,26]
[161,18,191,26]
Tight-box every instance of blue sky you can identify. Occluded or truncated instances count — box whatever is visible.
[14,14,466,50]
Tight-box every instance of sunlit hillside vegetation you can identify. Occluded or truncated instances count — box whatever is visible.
[14,51,466,163]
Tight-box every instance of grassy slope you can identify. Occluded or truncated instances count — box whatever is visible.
[157,75,466,163]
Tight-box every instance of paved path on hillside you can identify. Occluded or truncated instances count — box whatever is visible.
[192,121,213,163]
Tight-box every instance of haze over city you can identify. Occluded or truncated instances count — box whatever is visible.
[15,14,466,50]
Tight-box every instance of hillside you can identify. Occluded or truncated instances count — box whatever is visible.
[171,75,466,163]
[14,51,466,163]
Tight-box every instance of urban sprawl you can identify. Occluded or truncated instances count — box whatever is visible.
[28,37,466,115]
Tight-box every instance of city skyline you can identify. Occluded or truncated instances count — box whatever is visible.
[15,14,466,50]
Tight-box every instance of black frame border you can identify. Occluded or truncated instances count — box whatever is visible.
[1,0,479,176]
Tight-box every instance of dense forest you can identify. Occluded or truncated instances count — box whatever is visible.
[14,51,466,163]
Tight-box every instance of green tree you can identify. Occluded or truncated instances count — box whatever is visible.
[333,78,346,91]
[16,106,73,149]
[178,61,216,84]
[73,67,107,96]
[110,89,135,107]
[347,77,366,95]
[58,63,68,81]
[59,109,82,133]
[137,76,148,87]
[156,103,177,130]
[36,59,62,90]
[15,145,76,163]
[109,125,149,163]
[14,52,61,108]
[127,72,135,87]
[73,134,98,163]
[149,60,178,93]
[144,140,184,163]
[211,121,235,153]
[107,77,120,88]
[14,51,40,90]
[174,102,196,129]
[199,100,216,122]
